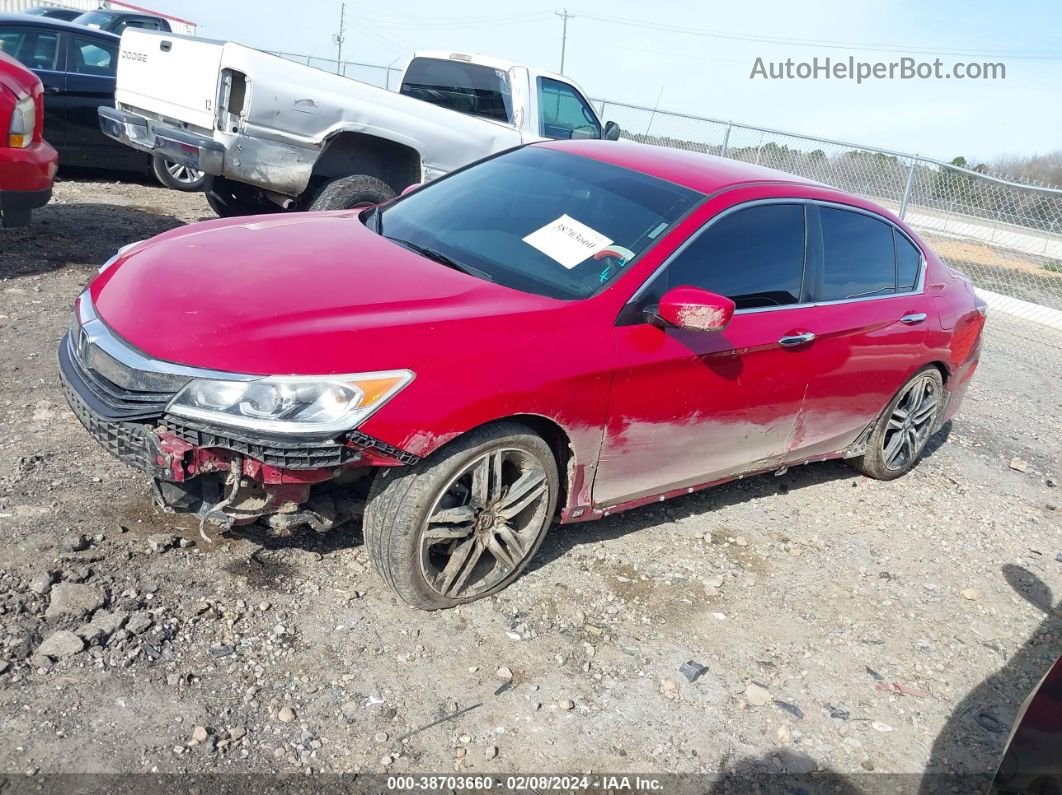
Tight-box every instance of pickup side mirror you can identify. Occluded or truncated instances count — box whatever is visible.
[400,182,424,196]
[646,286,735,333]
[603,121,621,141]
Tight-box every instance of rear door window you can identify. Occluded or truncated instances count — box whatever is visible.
[818,207,898,301]
[70,35,118,76]
[400,58,512,123]
[655,203,807,310]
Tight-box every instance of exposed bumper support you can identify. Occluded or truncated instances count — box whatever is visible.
[98,106,225,175]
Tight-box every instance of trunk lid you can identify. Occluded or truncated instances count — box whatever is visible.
[115,29,223,130]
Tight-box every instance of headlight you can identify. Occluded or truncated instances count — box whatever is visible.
[167,371,414,434]
[99,240,144,274]
[8,96,35,148]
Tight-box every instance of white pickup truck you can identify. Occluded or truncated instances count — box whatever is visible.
[99,30,620,216]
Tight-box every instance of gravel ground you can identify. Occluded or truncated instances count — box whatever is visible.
[0,177,1059,787]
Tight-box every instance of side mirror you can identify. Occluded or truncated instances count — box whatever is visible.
[603,121,621,141]
[400,182,424,196]
[648,286,735,333]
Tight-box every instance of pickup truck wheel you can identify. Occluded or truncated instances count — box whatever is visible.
[310,175,395,211]
[203,176,277,218]
[152,156,206,192]
[364,422,559,610]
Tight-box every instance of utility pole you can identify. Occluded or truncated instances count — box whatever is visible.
[556,9,573,74]
[333,2,346,75]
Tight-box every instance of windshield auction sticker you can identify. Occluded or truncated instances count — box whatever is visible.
[523,215,613,269]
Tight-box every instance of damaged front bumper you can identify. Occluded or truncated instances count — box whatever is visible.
[57,312,415,533]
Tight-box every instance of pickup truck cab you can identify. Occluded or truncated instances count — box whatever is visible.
[0,49,57,227]
[98,31,620,215]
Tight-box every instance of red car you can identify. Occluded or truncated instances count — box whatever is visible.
[0,49,56,228]
[58,141,985,609]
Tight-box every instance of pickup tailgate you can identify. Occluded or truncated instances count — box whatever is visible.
[115,29,222,130]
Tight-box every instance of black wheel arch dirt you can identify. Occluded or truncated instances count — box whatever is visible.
[309,131,422,197]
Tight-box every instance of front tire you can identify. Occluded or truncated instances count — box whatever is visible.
[364,422,559,610]
[310,174,395,211]
[848,366,944,480]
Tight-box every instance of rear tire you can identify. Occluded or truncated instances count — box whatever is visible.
[152,156,206,191]
[203,176,277,218]
[364,422,558,610]
[310,174,395,211]
[847,367,944,480]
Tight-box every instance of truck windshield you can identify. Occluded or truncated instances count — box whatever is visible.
[376,147,701,300]
[400,57,513,124]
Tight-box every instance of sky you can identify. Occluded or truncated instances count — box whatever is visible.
[139,0,1062,163]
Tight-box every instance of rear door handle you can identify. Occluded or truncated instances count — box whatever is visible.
[900,312,927,324]
[778,331,816,347]
[44,86,61,94]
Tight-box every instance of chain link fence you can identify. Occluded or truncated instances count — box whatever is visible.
[270,51,403,91]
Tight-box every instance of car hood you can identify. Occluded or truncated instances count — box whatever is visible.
[89,211,561,375]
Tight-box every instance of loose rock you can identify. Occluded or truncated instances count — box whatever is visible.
[29,572,53,595]
[45,583,105,623]
[485,745,498,760]
[278,706,297,723]
[37,630,85,659]
[58,534,88,553]
[147,534,177,554]
[745,683,771,707]
[1009,457,1028,472]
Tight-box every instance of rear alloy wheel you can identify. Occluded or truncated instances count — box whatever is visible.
[310,174,395,211]
[152,155,206,191]
[848,367,944,480]
[364,422,558,610]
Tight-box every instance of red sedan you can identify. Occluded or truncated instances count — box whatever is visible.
[58,140,985,609]
[0,49,56,228]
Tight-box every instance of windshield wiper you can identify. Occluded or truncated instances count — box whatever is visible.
[386,237,494,282]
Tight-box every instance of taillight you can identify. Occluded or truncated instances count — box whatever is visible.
[8,95,36,148]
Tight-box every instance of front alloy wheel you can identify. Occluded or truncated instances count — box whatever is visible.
[849,366,944,480]
[364,422,559,610]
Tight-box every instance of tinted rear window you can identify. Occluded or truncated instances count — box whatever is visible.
[895,230,922,291]
[818,207,897,301]
[400,58,512,123]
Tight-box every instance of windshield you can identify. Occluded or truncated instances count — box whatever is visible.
[376,147,701,300]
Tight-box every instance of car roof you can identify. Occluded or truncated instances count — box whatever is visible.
[539,139,829,197]
[0,12,121,39]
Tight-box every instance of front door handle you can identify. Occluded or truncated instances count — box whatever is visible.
[900,312,927,324]
[778,331,816,347]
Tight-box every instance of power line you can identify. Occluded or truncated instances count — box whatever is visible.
[556,8,574,74]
